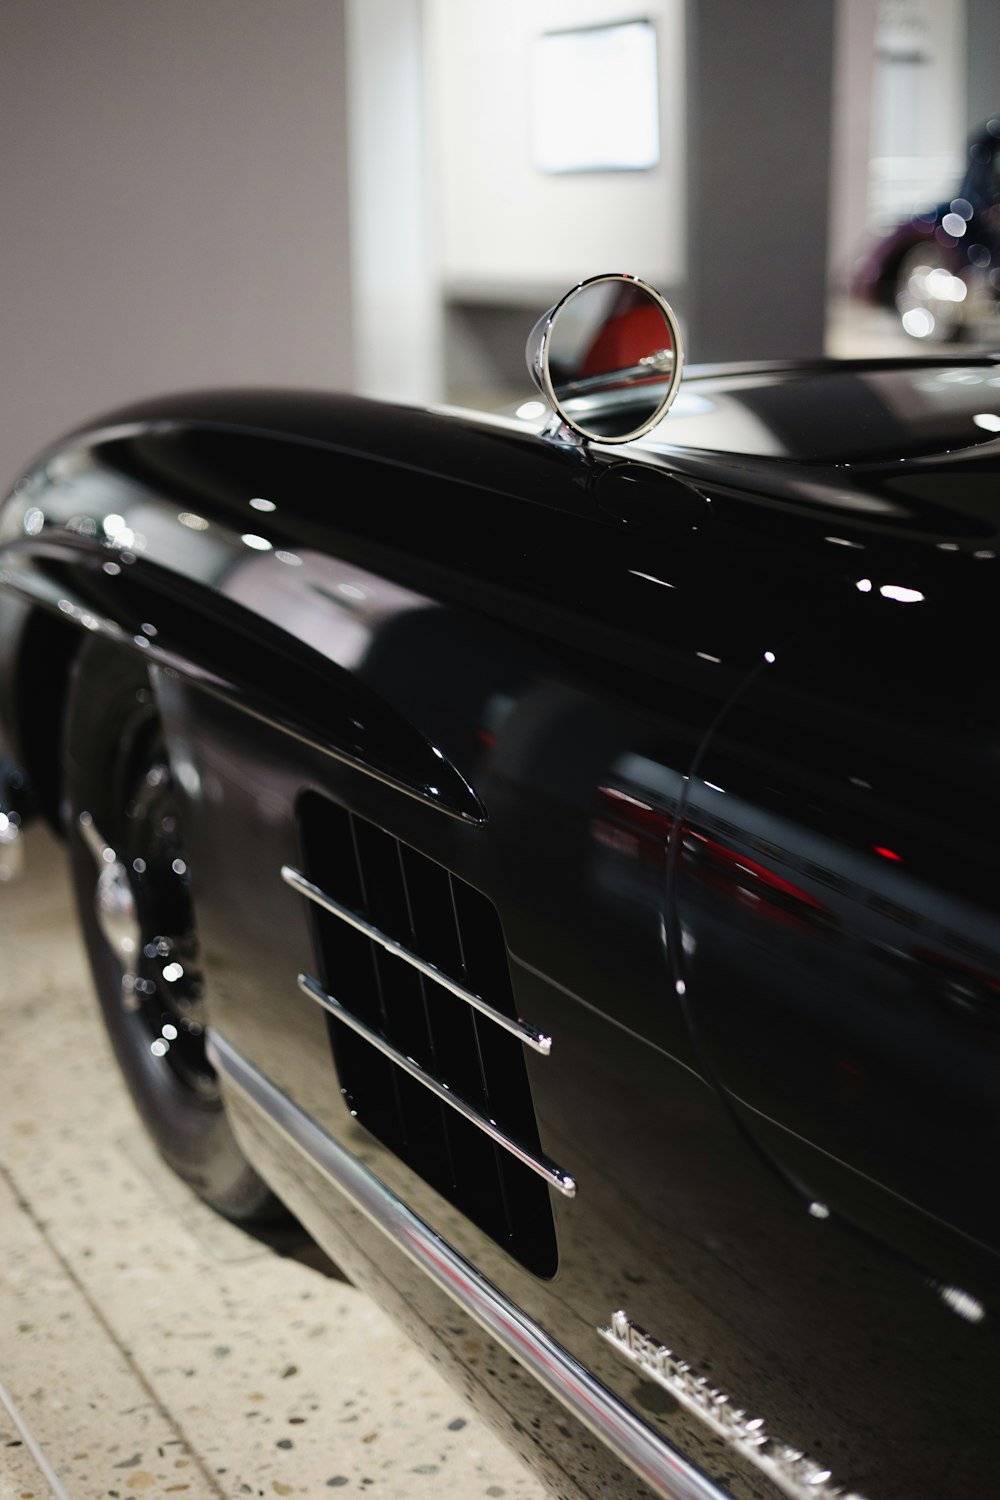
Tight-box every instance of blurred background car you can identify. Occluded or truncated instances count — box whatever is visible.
[853,115,1000,342]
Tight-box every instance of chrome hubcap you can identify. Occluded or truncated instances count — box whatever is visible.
[94,859,141,964]
[79,739,216,1097]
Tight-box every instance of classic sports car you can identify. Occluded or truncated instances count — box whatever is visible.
[853,115,1000,342]
[1,273,1000,1500]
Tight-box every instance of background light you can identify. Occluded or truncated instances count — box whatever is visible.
[530,21,659,174]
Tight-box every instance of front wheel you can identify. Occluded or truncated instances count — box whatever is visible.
[63,636,282,1223]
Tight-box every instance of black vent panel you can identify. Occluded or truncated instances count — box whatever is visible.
[294,790,559,1277]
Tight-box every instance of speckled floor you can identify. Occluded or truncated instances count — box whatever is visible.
[0,820,547,1500]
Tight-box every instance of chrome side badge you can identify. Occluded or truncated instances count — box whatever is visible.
[600,1310,868,1500]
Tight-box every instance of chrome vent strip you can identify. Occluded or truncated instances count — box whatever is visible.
[207,1030,727,1500]
[297,971,576,1198]
[282,863,552,1055]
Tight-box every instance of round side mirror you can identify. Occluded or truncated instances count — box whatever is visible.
[526,273,684,444]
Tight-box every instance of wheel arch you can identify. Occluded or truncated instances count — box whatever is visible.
[12,603,84,832]
[870,231,926,307]
[860,222,949,310]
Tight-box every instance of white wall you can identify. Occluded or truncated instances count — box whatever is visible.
[867,0,967,226]
[829,0,878,291]
[347,0,443,401]
[828,0,969,292]
[424,0,687,301]
[0,1,354,494]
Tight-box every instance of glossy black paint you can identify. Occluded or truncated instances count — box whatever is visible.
[4,363,1000,1500]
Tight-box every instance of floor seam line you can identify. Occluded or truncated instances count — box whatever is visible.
[0,1155,231,1500]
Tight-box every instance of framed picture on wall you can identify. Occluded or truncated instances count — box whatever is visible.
[529,19,660,174]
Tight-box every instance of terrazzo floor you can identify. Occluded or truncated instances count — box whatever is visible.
[0,820,547,1500]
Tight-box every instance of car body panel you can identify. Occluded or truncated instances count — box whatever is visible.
[4,369,1000,1499]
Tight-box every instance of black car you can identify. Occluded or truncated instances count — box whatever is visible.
[2,274,1000,1500]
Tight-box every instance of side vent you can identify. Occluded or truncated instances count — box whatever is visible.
[286,790,568,1277]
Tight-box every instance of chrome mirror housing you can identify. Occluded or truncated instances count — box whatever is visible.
[525,273,684,444]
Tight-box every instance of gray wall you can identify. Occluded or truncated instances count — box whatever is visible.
[967,0,1000,133]
[684,0,835,362]
[0,1,353,493]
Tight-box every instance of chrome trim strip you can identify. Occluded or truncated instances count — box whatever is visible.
[281,864,552,1055]
[296,971,576,1197]
[207,1030,730,1500]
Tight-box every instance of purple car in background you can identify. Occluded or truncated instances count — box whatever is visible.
[854,116,1000,342]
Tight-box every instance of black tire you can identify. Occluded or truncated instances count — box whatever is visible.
[63,635,283,1224]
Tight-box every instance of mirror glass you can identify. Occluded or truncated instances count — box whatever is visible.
[538,276,683,442]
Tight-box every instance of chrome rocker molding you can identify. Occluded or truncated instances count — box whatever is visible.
[206,1029,730,1500]
[281,864,552,1054]
[296,970,576,1197]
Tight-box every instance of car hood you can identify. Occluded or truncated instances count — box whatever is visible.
[640,355,1000,465]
